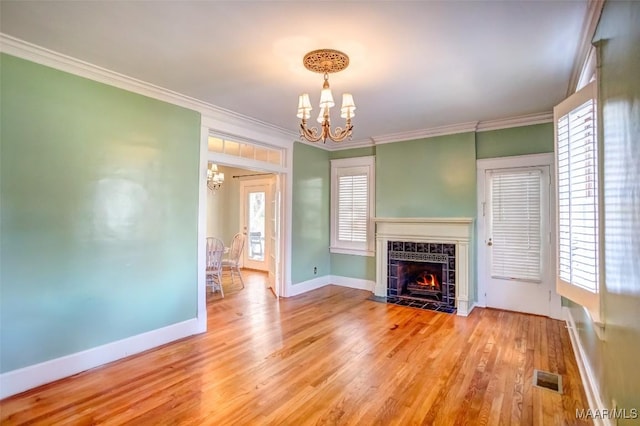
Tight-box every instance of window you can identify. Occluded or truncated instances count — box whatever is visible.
[208,135,284,166]
[554,80,602,323]
[330,156,375,256]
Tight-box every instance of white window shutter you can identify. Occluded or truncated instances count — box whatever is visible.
[330,156,375,256]
[556,88,599,293]
[490,169,543,282]
[553,80,601,324]
[337,174,368,243]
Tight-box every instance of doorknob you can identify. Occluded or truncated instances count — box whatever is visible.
[487,238,493,246]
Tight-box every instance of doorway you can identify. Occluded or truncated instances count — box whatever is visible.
[205,164,282,300]
[477,154,561,319]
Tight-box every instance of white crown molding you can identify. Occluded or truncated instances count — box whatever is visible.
[0,33,298,143]
[567,0,605,96]
[1,33,553,153]
[372,121,479,146]
[475,111,553,132]
[316,110,554,152]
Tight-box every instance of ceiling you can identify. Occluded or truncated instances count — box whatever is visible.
[0,1,590,144]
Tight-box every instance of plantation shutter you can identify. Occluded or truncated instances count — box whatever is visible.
[490,169,543,282]
[337,172,368,243]
[556,86,599,293]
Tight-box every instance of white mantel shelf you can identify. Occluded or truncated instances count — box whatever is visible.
[374,217,474,316]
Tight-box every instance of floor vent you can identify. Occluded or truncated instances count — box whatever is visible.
[532,369,563,393]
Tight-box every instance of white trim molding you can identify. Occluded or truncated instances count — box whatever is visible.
[1,33,554,155]
[330,276,376,292]
[0,318,201,399]
[285,275,331,297]
[476,112,553,132]
[567,0,605,95]
[371,122,479,146]
[0,33,298,144]
[374,217,474,316]
[282,275,375,297]
[563,307,612,426]
[323,112,555,152]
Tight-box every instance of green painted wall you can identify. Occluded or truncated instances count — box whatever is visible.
[291,142,330,283]
[376,133,477,217]
[329,146,376,160]
[476,123,554,159]
[330,253,376,281]
[0,54,201,372]
[568,2,640,422]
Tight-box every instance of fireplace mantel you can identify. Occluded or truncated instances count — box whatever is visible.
[374,217,474,316]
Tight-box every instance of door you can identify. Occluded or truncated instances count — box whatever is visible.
[240,180,271,271]
[268,175,280,298]
[482,166,557,317]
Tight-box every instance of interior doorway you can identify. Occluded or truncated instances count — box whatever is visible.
[205,164,282,300]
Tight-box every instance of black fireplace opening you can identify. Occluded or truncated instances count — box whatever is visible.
[399,261,444,301]
[387,241,456,313]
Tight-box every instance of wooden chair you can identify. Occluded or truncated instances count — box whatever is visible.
[205,237,225,297]
[222,233,245,289]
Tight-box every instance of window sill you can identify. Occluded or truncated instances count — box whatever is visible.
[330,247,375,257]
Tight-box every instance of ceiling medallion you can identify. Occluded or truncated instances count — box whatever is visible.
[296,49,356,144]
[303,49,350,74]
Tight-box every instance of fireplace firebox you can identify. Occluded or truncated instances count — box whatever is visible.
[387,241,456,313]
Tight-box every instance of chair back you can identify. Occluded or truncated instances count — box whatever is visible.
[206,237,225,272]
[228,233,245,265]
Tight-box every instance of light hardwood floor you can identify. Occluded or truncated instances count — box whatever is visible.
[1,270,590,425]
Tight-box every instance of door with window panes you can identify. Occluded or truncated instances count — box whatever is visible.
[483,166,556,317]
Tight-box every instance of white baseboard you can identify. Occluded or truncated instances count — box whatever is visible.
[0,318,202,399]
[330,275,376,292]
[563,307,612,426]
[459,301,476,316]
[286,275,331,297]
[285,275,375,298]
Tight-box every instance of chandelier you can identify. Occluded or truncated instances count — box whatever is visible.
[297,49,356,143]
[207,164,225,191]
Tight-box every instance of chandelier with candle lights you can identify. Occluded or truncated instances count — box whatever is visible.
[207,164,225,191]
[297,49,356,143]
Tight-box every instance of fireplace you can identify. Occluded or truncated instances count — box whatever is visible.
[375,217,473,316]
[387,241,456,312]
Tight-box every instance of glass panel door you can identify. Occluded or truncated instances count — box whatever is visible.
[240,180,270,271]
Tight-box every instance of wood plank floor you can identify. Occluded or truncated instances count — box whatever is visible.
[1,270,591,425]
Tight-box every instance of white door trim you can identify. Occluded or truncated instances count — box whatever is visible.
[476,153,561,319]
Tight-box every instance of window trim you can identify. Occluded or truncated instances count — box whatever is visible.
[553,80,604,326]
[330,156,375,257]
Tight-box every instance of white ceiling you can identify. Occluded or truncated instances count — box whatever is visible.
[0,1,589,143]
